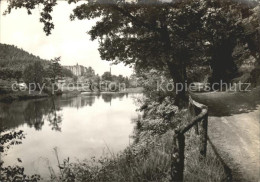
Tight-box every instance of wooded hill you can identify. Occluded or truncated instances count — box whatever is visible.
[0,43,49,70]
[0,43,73,79]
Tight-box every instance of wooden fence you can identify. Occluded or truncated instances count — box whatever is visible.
[170,98,208,181]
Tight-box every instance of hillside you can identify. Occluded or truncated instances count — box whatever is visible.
[0,43,49,70]
[0,43,73,78]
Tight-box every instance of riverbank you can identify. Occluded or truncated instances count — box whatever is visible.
[0,87,144,103]
[0,91,48,103]
[79,87,144,94]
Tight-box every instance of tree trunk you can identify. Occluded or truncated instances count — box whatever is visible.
[167,60,189,108]
[160,25,189,108]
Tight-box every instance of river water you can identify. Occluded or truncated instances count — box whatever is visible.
[0,93,141,178]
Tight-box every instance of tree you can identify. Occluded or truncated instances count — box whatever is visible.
[48,57,62,83]
[73,75,78,83]
[4,0,259,107]
[23,62,45,90]
[0,69,15,80]
[93,74,101,90]
[199,1,259,87]
[62,68,74,78]
[101,71,112,81]
[13,70,22,83]
[84,66,96,78]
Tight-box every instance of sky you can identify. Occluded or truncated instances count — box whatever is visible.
[0,1,133,76]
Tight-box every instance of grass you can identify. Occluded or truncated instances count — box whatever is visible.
[48,129,227,182]
[184,130,226,182]
[49,131,174,182]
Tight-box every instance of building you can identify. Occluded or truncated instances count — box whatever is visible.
[64,63,88,76]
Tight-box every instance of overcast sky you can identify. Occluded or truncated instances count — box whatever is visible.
[0,1,133,76]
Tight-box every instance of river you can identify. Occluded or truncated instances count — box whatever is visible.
[0,93,141,178]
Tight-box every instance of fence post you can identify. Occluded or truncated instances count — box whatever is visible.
[194,106,202,135]
[189,100,199,135]
[171,132,185,182]
[199,112,208,158]
[194,123,199,135]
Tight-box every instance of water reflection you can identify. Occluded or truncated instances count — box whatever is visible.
[60,95,96,108]
[0,98,63,131]
[101,93,127,104]
[0,94,103,131]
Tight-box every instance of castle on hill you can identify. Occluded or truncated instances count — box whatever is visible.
[64,63,88,76]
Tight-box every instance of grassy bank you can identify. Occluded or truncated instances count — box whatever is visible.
[48,125,226,182]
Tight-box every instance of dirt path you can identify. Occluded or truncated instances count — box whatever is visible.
[191,88,260,181]
[209,108,260,181]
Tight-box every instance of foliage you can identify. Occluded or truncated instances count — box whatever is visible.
[0,127,41,181]
[101,71,112,81]
[0,69,22,81]
[184,130,227,182]
[83,66,96,78]
[47,126,226,182]
[92,74,101,85]
[48,131,174,182]
[13,70,23,82]
[0,43,49,71]
[187,66,211,83]
[101,72,131,89]
[132,95,191,145]
[136,69,173,100]
[23,62,45,90]
[3,0,57,36]
[0,164,41,182]
[48,57,62,83]
[250,67,260,87]
[62,67,74,78]
[0,130,24,153]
